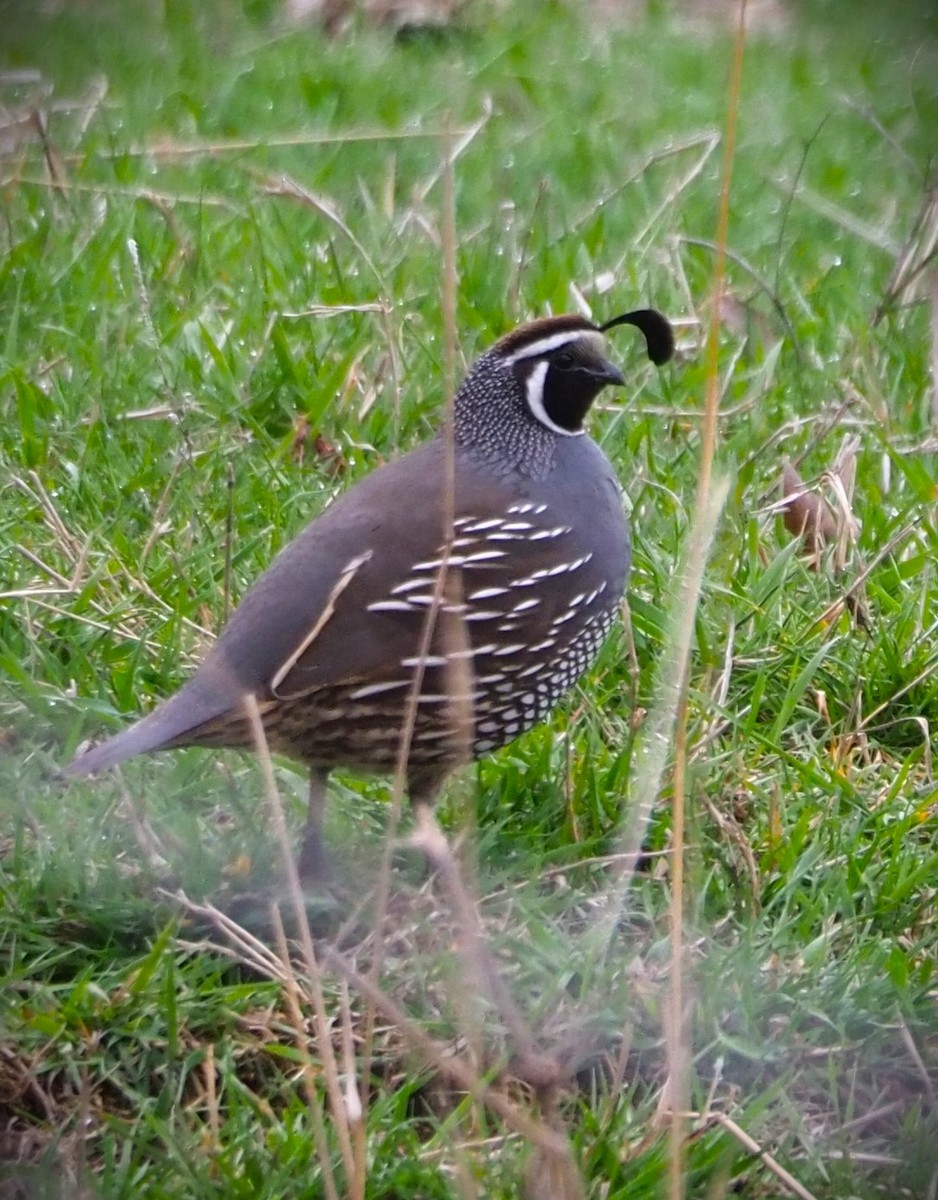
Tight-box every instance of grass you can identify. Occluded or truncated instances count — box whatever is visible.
[2,0,938,1195]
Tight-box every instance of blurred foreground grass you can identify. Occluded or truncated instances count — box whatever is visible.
[1,1,937,1195]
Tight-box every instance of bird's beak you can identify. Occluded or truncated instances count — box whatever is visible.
[591,358,626,388]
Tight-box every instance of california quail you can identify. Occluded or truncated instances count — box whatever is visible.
[65,307,674,876]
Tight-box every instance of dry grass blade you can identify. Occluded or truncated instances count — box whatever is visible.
[663,7,747,1193]
[931,268,938,428]
[895,1009,938,1108]
[710,1113,819,1200]
[814,520,914,632]
[571,130,721,232]
[318,943,577,1161]
[589,473,730,950]
[5,174,236,208]
[242,693,358,1186]
[354,124,469,1123]
[270,904,343,1200]
[413,100,492,206]
[261,172,387,295]
[410,807,556,1092]
[875,183,938,323]
[679,235,793,342]
[202,1043,220,1161]
[770,177,902,255]
[169,889,575,1178]
[62,124,484,163]
[629,134,720,249]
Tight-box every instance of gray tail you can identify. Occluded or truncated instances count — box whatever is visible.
[64,673,238,777]
[64,707,182,776]
[63,653,257,778]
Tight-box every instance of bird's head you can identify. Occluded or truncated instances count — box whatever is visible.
[454,308,673,454]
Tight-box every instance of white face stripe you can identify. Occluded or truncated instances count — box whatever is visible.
[524,360,585,438]
[503,328,606,364]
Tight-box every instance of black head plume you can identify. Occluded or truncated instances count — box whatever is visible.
[599,309,674,366]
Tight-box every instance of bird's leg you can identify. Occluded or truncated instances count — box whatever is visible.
[298,766,331,882]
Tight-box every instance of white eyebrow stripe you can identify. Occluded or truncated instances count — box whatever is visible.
[503,329,603,363]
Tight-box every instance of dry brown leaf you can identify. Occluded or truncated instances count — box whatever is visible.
[781,461,837,557]
[313,432,348,476]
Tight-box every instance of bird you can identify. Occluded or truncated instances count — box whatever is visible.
[65,306,674,877]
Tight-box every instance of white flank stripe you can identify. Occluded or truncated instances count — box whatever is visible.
[448,644,497,659]
[367,600,416,613]
[412,555,467,570]
[349,680,409,699]
[461,518,506,533]
[391,578,433,595]
[492,643,527,657]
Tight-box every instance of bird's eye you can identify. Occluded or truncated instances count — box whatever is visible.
[554,351,575,369]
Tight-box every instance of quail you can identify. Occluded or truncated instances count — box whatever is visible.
[65,307,674,876]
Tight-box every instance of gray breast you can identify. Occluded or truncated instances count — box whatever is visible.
[355,435,630,759]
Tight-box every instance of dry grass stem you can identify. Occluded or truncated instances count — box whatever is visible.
[815,520,914,632]
[4,173,237,209]
[202,1042,220,1159]
[895,1010,937,1107]
[261,173,387,294]
[628,134,720,250]
[411,806,548,1090]
[319,943,576,1160]
[876,183,938,321]
[60,124,486,163]
[270,904,343,1200]
[572,130,721,232]
[931,268,938,427]
[662,6,747,1191]
[413,101,492,206]
[710,1113,819,1200]
[243,693,357,1184]
[593,473,729,952]
[441,118,458,407]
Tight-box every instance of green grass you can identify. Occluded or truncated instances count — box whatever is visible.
[2,0,938,1195]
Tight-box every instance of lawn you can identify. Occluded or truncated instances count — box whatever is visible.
[1,0,937,1195]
